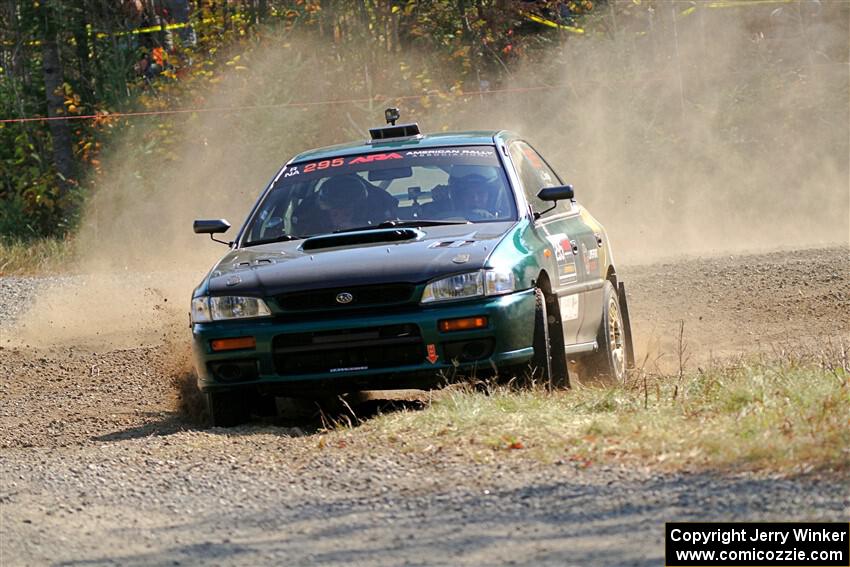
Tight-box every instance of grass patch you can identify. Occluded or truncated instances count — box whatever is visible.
[330,352,850,475]
[0,237,73,275]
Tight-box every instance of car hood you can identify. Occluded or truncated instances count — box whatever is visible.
[203,222,515,296]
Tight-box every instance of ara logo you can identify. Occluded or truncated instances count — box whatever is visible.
[284,167,300,177]
[349,152,403,164]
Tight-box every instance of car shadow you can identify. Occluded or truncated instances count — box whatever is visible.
[90,394,429,443]
[91,365,497,444]
[274,395,430,429]
[91,413,191,442]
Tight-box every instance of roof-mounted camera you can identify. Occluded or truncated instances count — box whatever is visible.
[370,108,421,141]
[385,107,401,125]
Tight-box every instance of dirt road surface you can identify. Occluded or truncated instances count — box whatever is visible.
[1,246,848,566]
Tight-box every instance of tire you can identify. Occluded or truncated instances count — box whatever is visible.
[531,288,570,389]
[582,280,628,384]
[206,390,249,427]
[618,281,636,369]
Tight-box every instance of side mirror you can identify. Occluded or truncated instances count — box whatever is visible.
[537,185,574,202]
[193,219,232,246]
[533,185,574,220]
[193,219,231,234]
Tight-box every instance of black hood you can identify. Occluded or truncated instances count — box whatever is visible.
[205,222,514,296]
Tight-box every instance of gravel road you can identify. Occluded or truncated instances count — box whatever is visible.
[1,246,848,566]
[2,441,846,566]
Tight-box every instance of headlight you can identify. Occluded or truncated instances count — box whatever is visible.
[191,296,271,322]
[484,270,516,296]
[191,297,212,323]
[421,270,516,304]
[421,272,483,303]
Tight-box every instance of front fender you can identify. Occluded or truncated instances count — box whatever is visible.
[486,218,558,290]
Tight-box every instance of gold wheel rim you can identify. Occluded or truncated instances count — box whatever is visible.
[608,297,626,382]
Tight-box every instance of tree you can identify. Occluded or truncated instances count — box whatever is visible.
[39,1,75,203]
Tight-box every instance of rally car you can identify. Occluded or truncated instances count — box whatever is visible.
[191,109,634,426]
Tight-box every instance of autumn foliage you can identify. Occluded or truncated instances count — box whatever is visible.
[1,0,599,239]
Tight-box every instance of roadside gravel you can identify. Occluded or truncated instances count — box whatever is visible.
[0,276,65,330]
[2,433,847,566]
[621,246,850,365]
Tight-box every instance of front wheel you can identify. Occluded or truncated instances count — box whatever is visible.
[530,288,570,389]
[206,390,249,427]
[582,281,628,384]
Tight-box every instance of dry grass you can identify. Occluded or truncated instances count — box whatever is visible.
[330,345,850,475]
[0,237,73,275]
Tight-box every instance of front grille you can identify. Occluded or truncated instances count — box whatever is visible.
[273,324,424,375]
[276,284,415,312]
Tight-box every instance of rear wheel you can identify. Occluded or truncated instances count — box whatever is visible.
[206,390,249,427]
[618,281,636,369]
[582,281,627,384]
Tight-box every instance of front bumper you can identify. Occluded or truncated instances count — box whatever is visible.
[191,288,537,393]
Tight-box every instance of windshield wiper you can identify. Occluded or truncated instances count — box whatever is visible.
[244,234,303,247]
[332,219,471,234]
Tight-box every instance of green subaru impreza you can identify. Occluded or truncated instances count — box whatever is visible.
[191,111,634,426]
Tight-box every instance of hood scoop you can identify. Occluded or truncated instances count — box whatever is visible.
[302,228,422,251]
[429,240,476,249]
[232,257,277,269]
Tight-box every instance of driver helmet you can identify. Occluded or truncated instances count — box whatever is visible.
[318,175,368,210]
[448,166,499,212]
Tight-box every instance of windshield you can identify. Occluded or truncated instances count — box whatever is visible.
[243,145,516,245]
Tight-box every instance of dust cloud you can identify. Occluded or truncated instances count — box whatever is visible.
[9,4,849,351]
[474,4,849,261]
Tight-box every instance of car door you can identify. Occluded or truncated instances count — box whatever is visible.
[506,140,596,346]
[573,207,608,343]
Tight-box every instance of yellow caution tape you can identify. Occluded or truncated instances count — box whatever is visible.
[678,0,795,21]
[0,1,802,48]
[706,0,794,6]
[520,11,585,34]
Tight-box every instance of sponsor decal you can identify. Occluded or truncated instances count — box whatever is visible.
[521,146,544,168]
[560,294,580,321]
[348,152,403,164]
[546,234,568,263]
[303,157,345,172]
[582,243,599,275]
[426,343,439,364]
[294,148,496,176]
[545,233,578,283]
[404,148,495,158]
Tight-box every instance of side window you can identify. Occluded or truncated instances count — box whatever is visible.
[508,141,571,214]
[249,187,292,242]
